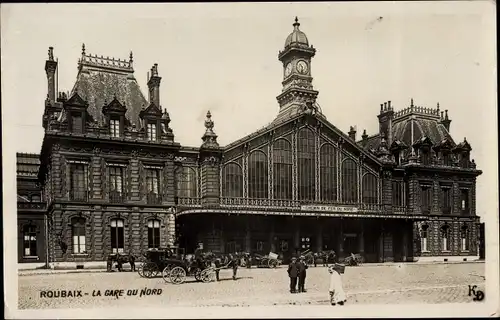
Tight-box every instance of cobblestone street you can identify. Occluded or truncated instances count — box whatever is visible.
[18,262,486,309]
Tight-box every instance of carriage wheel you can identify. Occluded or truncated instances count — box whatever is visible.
[143,263,159,278]
[268,259,278,269]
[193,268,202,281]
[162,265,173,283]
[169,266,186,285]
[137,263,144,277]
[201,268,216,283]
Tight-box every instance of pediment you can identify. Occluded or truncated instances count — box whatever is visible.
[139,102,162,119]
[390,139,408,151]
[454,138,472,152]
[102,97,127,115]
[433,138,455,151]
[413,135,434,147]
[65,91,88,108]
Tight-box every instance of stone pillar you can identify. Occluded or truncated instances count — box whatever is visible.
[294,221,300,253]
[270,219,276,252]
[359,222,365,254]
[316,222,323,252]
[245,218,251,253]
[338,219,344,257]
[402,225,408,262]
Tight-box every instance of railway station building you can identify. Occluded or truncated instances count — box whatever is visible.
[17,18,482,267]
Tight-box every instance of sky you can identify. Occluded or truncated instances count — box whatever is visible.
[1,2,497,219]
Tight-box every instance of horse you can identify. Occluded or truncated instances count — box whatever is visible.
[316,250,337,267]
[106,252,136,272]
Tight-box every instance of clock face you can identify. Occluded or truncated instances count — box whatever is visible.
[297,60,309,74]
[284,63,292,77]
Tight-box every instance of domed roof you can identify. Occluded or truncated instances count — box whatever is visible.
[285,17,309,47]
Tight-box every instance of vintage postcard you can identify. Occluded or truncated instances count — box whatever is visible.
[2,1,498,319]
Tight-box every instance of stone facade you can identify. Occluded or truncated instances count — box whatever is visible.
[17,18,482,265]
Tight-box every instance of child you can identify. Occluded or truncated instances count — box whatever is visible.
[328,264,347,306]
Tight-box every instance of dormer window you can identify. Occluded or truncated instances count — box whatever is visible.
[421,149,430,165]
[71,112,83,133]
[147,122,157,141]
[110,118,120,137]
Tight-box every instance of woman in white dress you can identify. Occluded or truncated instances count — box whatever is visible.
[328,264,347,306]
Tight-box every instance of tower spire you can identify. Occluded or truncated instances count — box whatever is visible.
[293,16,300,29]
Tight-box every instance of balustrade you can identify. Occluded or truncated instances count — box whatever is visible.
[17,202,46,210]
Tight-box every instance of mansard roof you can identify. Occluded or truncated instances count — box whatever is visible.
[70,46,148,128]
[359,102,455,152]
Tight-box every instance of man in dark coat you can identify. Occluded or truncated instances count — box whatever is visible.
[287,257,299,293]
[298,255,308,293]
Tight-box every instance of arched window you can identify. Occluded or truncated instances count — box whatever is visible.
[441,225,451,252]
[341,159,358,203]
[273,139,292,200]
[461,226,470,251]
[298,128,316,201]
[320,144,337,202]
[362,173,378,204]
[222,163,243,197]
[420,225,429,252]
[248,151,268,199]
[23,225,37,257]
[110,218,125,253]
[176,167,197,198]
[148,219,161,249]
[71,217,86,254]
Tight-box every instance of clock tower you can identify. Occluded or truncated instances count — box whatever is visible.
[275,17,319,122]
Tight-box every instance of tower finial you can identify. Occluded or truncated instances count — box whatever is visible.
[82,43,86,56]
[129,51,133,63]
[293,16,300,29]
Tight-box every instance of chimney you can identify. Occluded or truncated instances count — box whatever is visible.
[377,100,394,146]
[441,109,451,132]
[147,63,161,107]
[362,129,368,141]
[45,47,58,104]
[348,126,357,140]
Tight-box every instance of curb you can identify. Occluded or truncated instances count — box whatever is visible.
[17,260,484,276]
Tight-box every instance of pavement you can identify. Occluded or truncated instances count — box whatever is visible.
[17,262,486,309]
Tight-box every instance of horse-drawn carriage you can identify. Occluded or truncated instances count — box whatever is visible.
[137,247,216,284]
[244,252,282,268]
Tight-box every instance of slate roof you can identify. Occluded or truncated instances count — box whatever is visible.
[69,49,148,128]
[358,104,455,154]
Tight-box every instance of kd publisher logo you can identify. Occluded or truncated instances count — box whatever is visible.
[468,285,485,301]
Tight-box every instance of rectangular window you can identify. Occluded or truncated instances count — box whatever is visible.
[109,166,124,203]
[147,220,161,249]
[110,118,120,137]
[392,181,404,206]
[421,150,430,165]
[23,226,37,257]
[70,163,88,201]
[72,218,86,254]
[420,185,432,214]
[146,168,161,203]
[420,227,428,252]
[110,219,124,253]
[71,112,83,133]
[440,186,452,214]
[461,189,469,213]
[301,237,311,250]
[147,122,157,141]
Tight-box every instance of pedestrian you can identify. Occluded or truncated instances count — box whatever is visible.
[328,264,347,306]
[230,253,238,280]
[287,257,299,293]
[298,255,308,293]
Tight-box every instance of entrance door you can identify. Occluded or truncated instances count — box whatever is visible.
[382,233,394,262]
[343,234,358,255]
